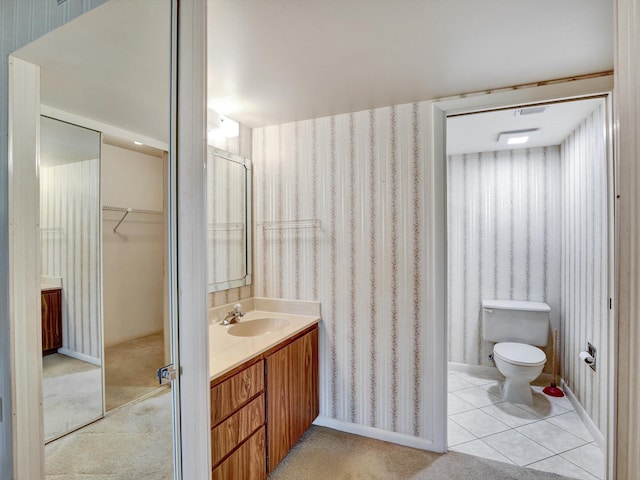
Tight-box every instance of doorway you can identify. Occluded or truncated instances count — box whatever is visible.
[437,87,615,480]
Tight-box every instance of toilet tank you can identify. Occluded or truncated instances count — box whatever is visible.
[482,299,550,347]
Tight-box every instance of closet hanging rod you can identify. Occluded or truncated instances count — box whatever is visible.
[102,206,162,233]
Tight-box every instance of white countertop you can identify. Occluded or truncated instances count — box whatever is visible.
[209,298,320,381]
[41,284,62,292]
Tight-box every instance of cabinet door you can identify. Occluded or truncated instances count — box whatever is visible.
[41,290,62,354]
[266,326,318,471]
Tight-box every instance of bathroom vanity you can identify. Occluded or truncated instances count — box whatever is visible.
[41,286,62,355]
[209,299,320,479]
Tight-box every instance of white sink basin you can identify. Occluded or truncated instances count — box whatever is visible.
[227,317,289,337]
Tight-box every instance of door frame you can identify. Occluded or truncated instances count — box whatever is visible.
[7,0,210,478]
[431,74,616,479]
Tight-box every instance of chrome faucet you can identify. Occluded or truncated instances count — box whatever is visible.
[221,303,245,326]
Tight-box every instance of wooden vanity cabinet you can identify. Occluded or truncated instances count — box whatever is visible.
[266,326,319,471]
[210,323,319,478]
[41,288,62,355]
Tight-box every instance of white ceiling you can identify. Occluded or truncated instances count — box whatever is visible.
[446,97,603,155]
[14,0,171,145]
[12,0,613,140]
[208,0,613,128]
[41,116,100,167]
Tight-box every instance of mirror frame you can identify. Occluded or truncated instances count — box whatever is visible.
[207,146,252,292]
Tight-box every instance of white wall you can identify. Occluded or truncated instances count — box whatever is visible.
[41,158,101,360]
[254,103,433,440]
[101,143,164,347]
[447,147,562,369]
[560,103,608,434]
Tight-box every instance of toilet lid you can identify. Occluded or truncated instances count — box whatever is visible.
[494,342,546,366]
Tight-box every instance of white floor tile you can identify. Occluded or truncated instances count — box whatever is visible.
[448,366,602,478]
[450,409,510,438]
[450,439,515,465]
[561,443,605,479]
[480,402,539,428]
[483,429,554,466]
[448,418,476,446]
[516,420,589,454]
[527,455,600,480]
[453,370,503,386]
[453,386,503,408]
[448,393,476,415]
[448,375,475,392]
[517,391,571,419]
[546,411,594,442]
[531,385,576,411]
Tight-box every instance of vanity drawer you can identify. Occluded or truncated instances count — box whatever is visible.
[212,426,266,480]
[211,394,265,466]
[211,360,264,425]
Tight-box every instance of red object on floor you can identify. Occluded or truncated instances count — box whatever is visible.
[543,384,565,397]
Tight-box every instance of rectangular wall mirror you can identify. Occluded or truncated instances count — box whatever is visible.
[207,146,252,292]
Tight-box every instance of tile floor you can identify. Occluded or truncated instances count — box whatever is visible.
[448,368,605,480]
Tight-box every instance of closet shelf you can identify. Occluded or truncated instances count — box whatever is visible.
[102,205,162,233]
[258,219,321,231]
[208,222,245,232]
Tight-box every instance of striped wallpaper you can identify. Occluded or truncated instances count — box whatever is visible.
[208,121,254,307]
[40,159,102,361]
[253,102,431,438]
[560,103,607,434]
[447,147,562,368]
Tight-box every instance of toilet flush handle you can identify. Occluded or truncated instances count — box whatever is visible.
[483,308,494,314]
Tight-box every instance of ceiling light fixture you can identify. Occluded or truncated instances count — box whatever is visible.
[514,106,547,117]
[134,141,144,146]
[497,129,539,146]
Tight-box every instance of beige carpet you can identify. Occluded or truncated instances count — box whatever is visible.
[45,387,173,480]
[105,332,166,411]
[43,354,103,442]
[268,426,575,480]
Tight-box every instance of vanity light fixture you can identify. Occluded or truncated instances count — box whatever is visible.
[220,116,239,138]
[497,128,539,146]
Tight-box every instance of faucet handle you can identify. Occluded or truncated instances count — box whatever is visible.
[233,303,245,316]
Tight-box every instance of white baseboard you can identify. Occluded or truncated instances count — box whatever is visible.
[313,416,440,452]
[57,348,101,366]
[448,361,500,375]
[560,379,605,452]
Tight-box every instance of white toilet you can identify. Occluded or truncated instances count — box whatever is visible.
[482,299,550,405]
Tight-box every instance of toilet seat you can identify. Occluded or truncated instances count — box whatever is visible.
[494,342,546,367]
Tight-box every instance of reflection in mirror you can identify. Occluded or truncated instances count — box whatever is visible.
[40,116,103,442]
[207,147,252,292]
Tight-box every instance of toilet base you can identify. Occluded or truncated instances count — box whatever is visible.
[501,378,534,405]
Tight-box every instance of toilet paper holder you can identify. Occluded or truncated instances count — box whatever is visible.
[580,342,597,372]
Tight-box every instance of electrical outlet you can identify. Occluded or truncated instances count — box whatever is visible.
[587,342,597,372]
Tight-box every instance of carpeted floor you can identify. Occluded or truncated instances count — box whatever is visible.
[43,354,103,442]
[105,331,166,411]
[268,426,575,480]
[45,387,173,480]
